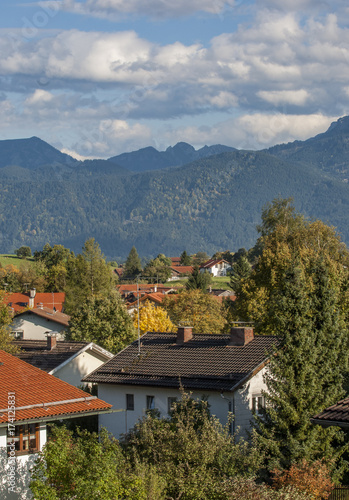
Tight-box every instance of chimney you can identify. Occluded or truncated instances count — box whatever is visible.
[176,326,193,344]
[28,288,36,308]
[229,325,254,346]
[154,285,157,293]
[47,334,57,350]
[37,303,44,309]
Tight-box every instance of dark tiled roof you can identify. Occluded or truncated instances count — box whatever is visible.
[312,396,349,427]
[84,332,278,391]
[14,340,88,372]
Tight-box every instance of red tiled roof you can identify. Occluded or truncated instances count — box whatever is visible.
[127,292,166,309]
[5,292,65,313]
[0,350,112,424]
[15,306,70,327]
[170,257,181,266]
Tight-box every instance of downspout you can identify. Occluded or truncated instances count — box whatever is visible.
[220,392,235,435]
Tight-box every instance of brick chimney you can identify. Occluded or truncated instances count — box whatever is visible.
[229,325,254,346]
[47,334,57,350]
[176,326,193,344]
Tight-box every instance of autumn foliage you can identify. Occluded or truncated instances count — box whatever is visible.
[272,459,334,499]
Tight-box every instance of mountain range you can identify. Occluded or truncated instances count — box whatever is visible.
[1,117,349,259]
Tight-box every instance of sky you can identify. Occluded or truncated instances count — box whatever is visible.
[1,0,349,159]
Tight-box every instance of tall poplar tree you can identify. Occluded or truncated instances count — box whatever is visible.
[123,246,142,278]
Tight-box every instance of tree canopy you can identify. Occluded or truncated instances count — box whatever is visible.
[133,301,174,335]
[123,246,142,278]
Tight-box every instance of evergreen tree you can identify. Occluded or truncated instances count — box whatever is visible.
[124,246,142,278]
[235,199,349,476]
[180,250,192,265]
[229,255,252,293]
[186,265,212,292]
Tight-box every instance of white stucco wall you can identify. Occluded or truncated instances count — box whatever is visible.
[98,366,267,440]
[0,423,46,500]
[11,315,66,340]
[53,350,111,388]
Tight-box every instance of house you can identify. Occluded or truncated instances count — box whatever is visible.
[311,397,349,429]
[84,325,278,439]
[126,292,167,315]
[13,337,114,388]
[5,289,65,314]
[10,306,70,340]
[200,259,231,277]
[0,350,113,499]
[168,265,194,281]
[170,257,181,267]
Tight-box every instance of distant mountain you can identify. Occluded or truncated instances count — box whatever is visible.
[0,136,78,169]
[1,117,349,258]
[108,142,236,172]
[267,116,349,181]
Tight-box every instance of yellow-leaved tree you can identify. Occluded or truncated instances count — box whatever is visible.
[133,301,175,334]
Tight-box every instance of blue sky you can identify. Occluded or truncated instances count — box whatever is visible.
[1,0,349,158]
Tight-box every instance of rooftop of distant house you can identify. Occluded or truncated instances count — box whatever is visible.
[5,289,65,314]
[14,306,70,327]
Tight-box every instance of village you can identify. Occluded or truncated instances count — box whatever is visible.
[0,199,348,499]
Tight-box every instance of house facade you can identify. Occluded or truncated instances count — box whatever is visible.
[10,307,70,340]
[14,338,114,388]
[0,350,112,499]
[84,326,277,439]
[200,259,231,277]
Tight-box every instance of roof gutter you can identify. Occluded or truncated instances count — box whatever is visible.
[0,396,97,413]
[310,418,349,429]
[229,358,269,393]
[0,408,122,427]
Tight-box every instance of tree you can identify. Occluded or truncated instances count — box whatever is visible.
[0,291,19,354]
[229,254,252,293]
[185,265,212,292]
[67,291,137,353]
[134,301,174,335]
[163,289,227,333]
[65,239,115,314]
[30,426,149,500]
[124,391,263,500]
[124,246,142,278]
[193,251,209,265]
[142,254,172,283]
[15,246,31,259]
[235,199,349,476]
[180,250,192,265]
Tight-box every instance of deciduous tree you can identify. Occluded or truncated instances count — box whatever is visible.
[163,289,227,333]
[133,301,174,335]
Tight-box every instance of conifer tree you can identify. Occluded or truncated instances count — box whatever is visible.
[124,246,142,278]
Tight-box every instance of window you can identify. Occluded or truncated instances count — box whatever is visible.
[167,397,177,414]
[146,395,155,410]
[252,395,265,414]
[7,424,39,455]
[126,394,134,411]
[11,330,23,340]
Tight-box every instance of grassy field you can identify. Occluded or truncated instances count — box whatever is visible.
[0,254,34,267]
[170,276,231,290]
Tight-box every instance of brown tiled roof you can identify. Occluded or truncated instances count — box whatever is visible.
[171,266,194,275]
[13,340,90,372]
[200,259,230,269]
[311,397,349,428]
[84,332,278,392]
[15,307,70,327]
[0,350,112,425]
[126,292,166,309]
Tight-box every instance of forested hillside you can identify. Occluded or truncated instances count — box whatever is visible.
[1,117,349,258]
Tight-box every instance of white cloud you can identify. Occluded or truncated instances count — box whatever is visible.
[257,89,310,106]
[25,89,54,105]
[37,0,237,19]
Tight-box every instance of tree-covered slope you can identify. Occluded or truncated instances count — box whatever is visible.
[1,149,349,258]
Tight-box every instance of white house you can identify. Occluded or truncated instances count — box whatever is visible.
[0,350,113,499]
[84,326,278,440]
[14,338,114,388]
[10,306,70,341]
[200,258,231,277]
